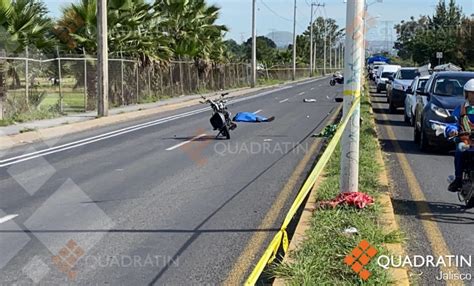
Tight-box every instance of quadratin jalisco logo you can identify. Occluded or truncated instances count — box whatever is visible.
[344,240,378,281]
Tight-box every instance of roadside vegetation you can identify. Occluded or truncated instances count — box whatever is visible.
[271,88,402,285]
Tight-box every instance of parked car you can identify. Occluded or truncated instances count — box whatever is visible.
[404,75,430,125]
[414,71,474,151]
[376,65,401,93]
[386,67,420,113]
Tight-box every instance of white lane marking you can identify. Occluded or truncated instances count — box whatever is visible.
[0,214,18,224]
[166,134,207,151]
[0,85,296,168]
[311,87,315,90]
[253,109,262,114]
[318,84,323,87]
[298,92,305,95]
[279,98,289,103]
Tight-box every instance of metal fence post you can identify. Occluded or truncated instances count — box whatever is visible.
[136,62,139,103]
[57,47,63,113]
[0,49,5,120]
[25,47,29,107]
[83,48,87,111]
[121,50,124,105]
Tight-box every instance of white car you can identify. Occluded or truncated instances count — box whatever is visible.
[404,75,430,125]
[376,65,401,93]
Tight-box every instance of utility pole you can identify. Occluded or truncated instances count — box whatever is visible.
[292,0,297,81]
[310,4,314,77]
[251,0,257,87]
[310,3,325,77]
[323,16,327,75]
[340,0,365,193]
[97,0,108,117]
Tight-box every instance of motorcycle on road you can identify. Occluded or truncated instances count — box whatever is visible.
[330,73,344,86]
[201,92,237,139]
[431,119,474,207]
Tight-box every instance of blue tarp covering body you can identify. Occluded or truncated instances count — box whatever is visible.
[367,56,390,65]
[233,112,269,122]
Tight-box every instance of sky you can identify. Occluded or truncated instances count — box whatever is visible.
[44,0,474,43]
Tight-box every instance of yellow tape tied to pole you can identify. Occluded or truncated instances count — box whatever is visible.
[245,96,361,286]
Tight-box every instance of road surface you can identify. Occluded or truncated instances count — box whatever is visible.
[371,85,474,285]
[0,78,342,285]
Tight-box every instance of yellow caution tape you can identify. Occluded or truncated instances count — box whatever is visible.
[343,89,361,97]
[245,96,361,286]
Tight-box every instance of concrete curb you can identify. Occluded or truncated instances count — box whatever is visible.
[0,76,327,151]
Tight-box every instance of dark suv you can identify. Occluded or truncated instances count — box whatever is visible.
[414,71,474,151]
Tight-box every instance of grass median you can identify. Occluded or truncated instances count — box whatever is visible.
[271,91,402,285]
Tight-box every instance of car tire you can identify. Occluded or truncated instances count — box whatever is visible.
[404,111,410,123]
[389,100,396,113]
[419,125,430,152]
[414,122,420,144]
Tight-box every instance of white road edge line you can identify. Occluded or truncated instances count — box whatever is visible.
[0,77,329,167]
[253,110,262,114]
[298,92,305,95]
[279,99,289,103]
[0,214,18,224]
[166,134,207,151]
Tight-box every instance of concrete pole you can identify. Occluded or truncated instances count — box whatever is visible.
[83,48,87,111]
[340,0,365,193]
[310,4,314,77]
[292,0,297,81]
[323,18,327,75]
[97,0,109,117]
[251,0,257,87]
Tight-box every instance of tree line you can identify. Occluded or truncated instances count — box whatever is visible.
[394,0,474,69]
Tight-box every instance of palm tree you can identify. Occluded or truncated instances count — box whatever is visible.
[0,0,53,89]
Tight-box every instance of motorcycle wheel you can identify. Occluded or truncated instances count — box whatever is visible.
[222,126,230,140]
[330,80,335,86]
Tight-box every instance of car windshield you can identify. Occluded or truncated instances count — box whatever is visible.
[433,77,471,97]
[399,69,419,80]
[382,72,394,78]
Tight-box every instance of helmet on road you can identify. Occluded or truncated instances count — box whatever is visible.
[464,79,474,98]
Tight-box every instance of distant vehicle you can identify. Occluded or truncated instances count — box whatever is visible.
[375,65,401,93]
[414,71,474,151]
[404,75,430,125]
[386,67,420,113]
[330,72,344,86]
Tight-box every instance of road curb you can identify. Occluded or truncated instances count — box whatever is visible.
[370,98,411,286]
[0,77,327,151]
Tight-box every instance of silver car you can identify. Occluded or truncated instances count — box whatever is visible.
[404,75,430,126]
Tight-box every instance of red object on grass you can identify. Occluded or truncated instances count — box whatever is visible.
[317,192,374,209]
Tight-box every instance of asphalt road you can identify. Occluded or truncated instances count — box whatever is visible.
[0,78,342,285]
[371,85,474,285]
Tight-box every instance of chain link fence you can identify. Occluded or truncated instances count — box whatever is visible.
[0,51,339,121]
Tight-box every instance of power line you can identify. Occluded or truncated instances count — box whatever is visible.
[259,0,292,22]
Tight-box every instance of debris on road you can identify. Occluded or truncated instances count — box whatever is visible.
[317,192,375,209]
[303,98,317,103]
[312,124,338,138]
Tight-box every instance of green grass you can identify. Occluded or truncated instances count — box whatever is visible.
[270,92,402,285]
[40,92,85,112]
